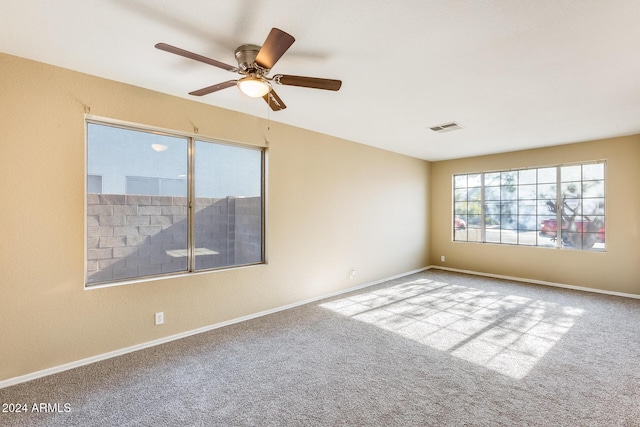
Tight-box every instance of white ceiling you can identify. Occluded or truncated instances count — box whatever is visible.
[1,0,639,161]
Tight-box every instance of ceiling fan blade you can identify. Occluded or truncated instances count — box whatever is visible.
[189,80,238,96]
[263,89,287,111]
[155,43,237,72]
[255,28,295,70]
[274,74,342,91]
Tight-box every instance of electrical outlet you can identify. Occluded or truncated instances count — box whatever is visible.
[155,312,164,325]
[349,270,356,280]
[441,255,446,262]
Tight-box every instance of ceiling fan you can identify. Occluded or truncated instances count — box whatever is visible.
[155,28,342,111]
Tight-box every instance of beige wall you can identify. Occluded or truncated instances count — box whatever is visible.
[3,51,638,384]
[431,135,640,296]
[0,53,431,382]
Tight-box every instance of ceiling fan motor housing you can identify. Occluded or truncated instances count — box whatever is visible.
[235,44,262,73]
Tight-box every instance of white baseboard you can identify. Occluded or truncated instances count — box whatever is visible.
[0,266,430,390]
[429,265,640,300]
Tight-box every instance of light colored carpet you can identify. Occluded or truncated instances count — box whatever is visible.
[1,270,639,426]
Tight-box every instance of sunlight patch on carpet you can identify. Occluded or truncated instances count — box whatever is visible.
[320,278,584,379]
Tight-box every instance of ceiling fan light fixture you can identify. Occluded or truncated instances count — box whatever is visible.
[237,77,271,98]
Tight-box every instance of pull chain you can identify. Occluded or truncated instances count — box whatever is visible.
[265,97,271,145]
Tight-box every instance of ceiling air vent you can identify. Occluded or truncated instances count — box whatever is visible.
[430,122,464,133]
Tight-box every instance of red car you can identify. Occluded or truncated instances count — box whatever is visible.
[539,219,605,246]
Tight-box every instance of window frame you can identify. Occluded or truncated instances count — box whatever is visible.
[84,116,267,288]
[452,161,606,251]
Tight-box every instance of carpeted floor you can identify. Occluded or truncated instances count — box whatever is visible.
[1,270,639,426]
